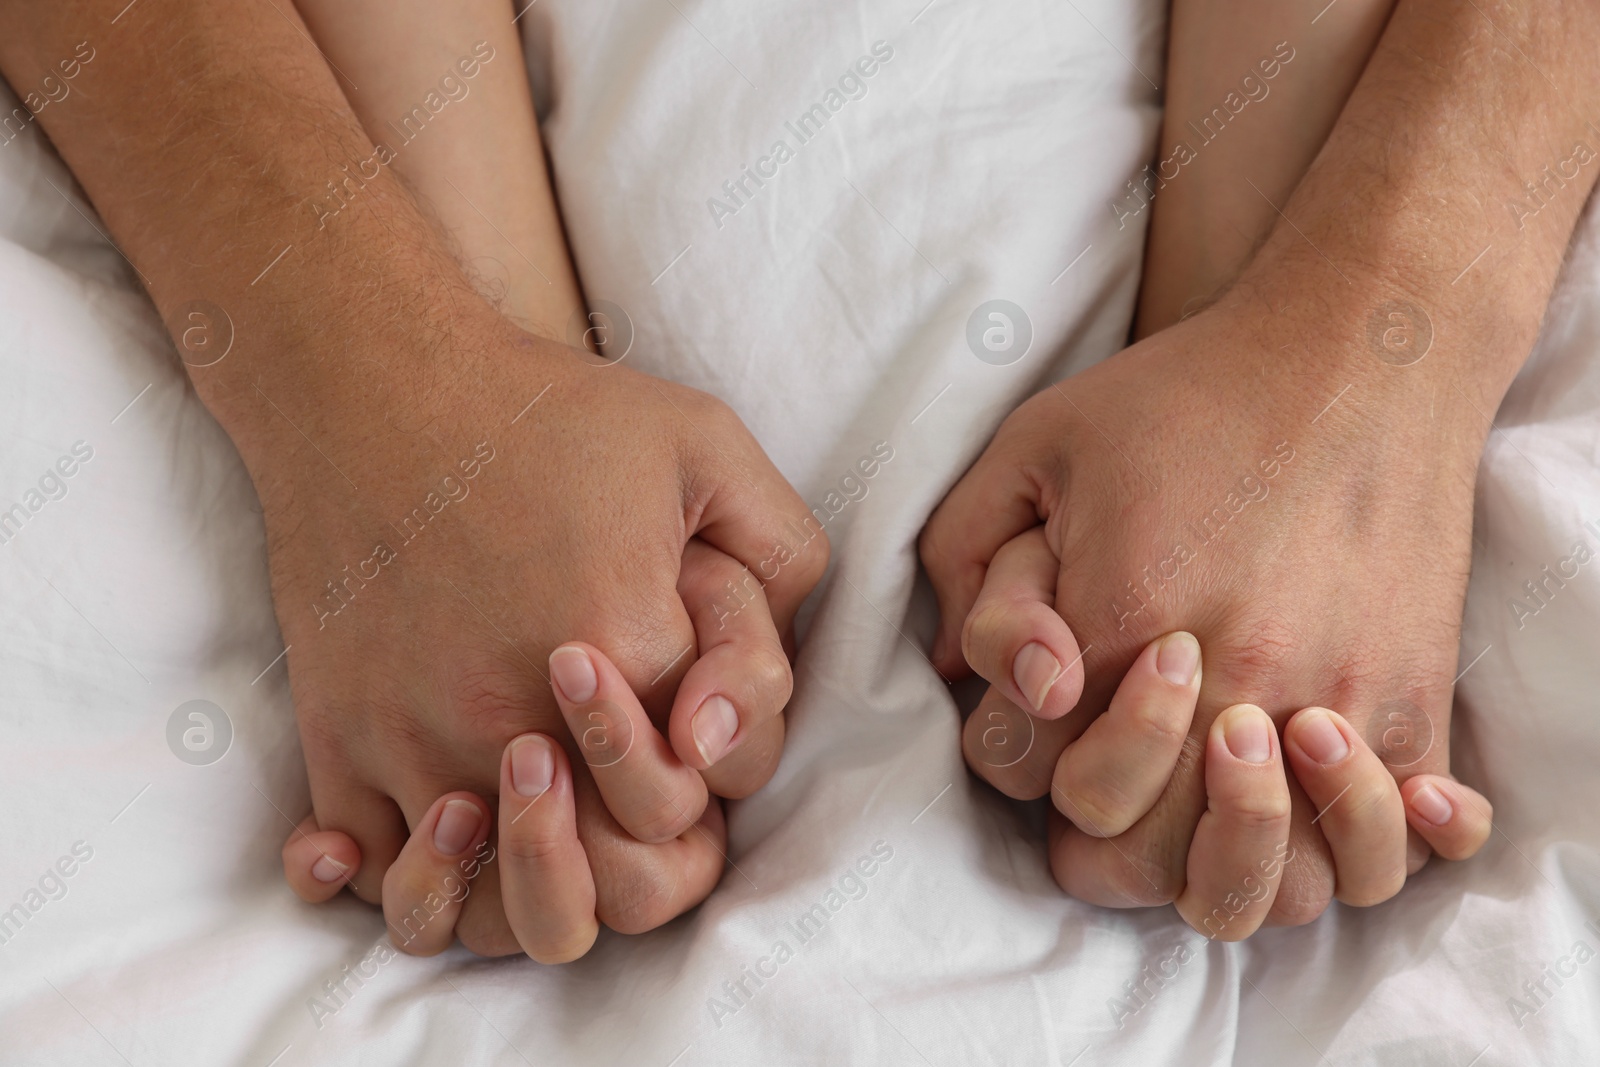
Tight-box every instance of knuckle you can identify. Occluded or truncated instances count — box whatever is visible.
[791,523,831,586]
[917,522,961,584]
[1268,880,1331,927]
[1222,790,1293,830]
[625,795,697,845]
[679,545,745,602]
[744,643,794,708]
[960,601,1012,673]
[447,660,545,741]
[382,863,440,909]
[529,924,600,965]
[1336,865,1406,907]
[1338,778,1400,827]
[964,728,1050,798]
[500,825,570,866]
[384,898,452,955]
[1213,612,1303,701]
[1104,849,1183,907]
[1054,777,1138,839]
[678,392,745,450]
[1125,695,1191,751]
[695,392,738,429]
[595,860,682,935]
[456,920,522,958]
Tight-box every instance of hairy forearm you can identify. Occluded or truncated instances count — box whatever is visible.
[0,0,506,476]
[1137,0,1396,335]
[291,0,585,339]
[1226,0,1600,428]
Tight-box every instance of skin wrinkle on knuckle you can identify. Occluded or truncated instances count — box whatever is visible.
[1160,731,1206,789]
[384,859,462,913]
[1125,695,1189,751]
[627,795,696,844]
[500,827,569,866]
[1269,848,1334,926]
[1217,786,1293,829]
[1105,847,1183,907]
[1270,881,1332,927]
[1058,766,1143,838]
[961,601,1016,669]
[1330,779,1399,828]
[1216,623,1302,699]
[917,524,965,590]
[595,862,678,935]
[1337,864,1407,907]
[1055,782,1124,839]
[744,642,794,709]
[457,922,522,958]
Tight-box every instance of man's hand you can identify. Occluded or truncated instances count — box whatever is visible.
[257,316,822,951]
[0,0,825,957]
[922,0,1599,933]
[923,297,1493,930]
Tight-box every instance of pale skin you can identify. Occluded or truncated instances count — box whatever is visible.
[927,0,1599,936]
[0,0,826,963]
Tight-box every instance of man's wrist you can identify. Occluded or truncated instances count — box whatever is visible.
[1212,0,1600,459]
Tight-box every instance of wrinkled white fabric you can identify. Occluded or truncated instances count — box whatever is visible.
[1,1,1597,1063]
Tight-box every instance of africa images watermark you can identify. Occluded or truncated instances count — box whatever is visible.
[1509,141,1596,231]
[1200,840,1296,940]
[1,40,96,151]
[0,841,95,948]
[306,838,496,1030]
[711,440,895,630]
[0,440,95,548]
[1507,517,1600,631]
[705,41,896,230]
[308,41,497,230]
[705,840,896,1029]
[1110,41,1296,231]
[1111,441,1296,631]
[1107,937,1197,1030]
[1506,917,1600,1030]
[311,440,497,629]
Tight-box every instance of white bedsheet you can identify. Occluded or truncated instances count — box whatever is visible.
[2,1,1599,1063]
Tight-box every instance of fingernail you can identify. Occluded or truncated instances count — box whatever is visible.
[550,646,598,703]
[1410,782,1454,826]
[1157,631,1200,686]
[511,735,555,797]
[1223,705,1272,764]
[311,855,349,883]
[1296,708,1349,765]
[692,695,739,765]
[1013,642,1063,712]
[432,798,481,855]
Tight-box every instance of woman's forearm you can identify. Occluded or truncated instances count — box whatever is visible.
[1135,0,1396,336]
[291,0,585,339]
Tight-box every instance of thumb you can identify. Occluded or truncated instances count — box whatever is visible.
[919,432,1045,678]
[671,391,831,634]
